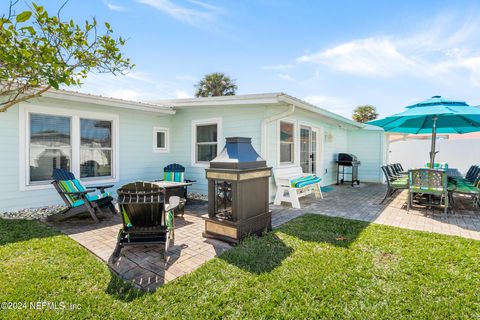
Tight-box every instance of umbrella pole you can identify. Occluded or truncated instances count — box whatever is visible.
[429,116,438,168]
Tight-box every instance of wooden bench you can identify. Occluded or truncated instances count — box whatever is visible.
[273,166,323,209]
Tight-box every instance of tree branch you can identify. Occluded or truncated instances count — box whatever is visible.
[0,85,52,112]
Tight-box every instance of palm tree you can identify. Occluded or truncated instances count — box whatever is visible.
[352,105,378,123]
[195,72,237,97]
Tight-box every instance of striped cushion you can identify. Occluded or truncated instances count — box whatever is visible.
[71,199,85,207]
[86,192,111,201]
[58,179,110,207]
[164,171,184,182]
[72,179,86,192]
[290,175,321,188]
[58,180,79,205]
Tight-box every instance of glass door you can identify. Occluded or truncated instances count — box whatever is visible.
[300,126,312,173]
[311,130,317,174]
[300,126,320,174]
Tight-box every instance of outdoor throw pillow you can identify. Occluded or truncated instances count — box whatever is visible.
[121,205,133,228]
[290,175,321,188]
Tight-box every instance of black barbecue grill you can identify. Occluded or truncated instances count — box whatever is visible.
[336,153,361,186]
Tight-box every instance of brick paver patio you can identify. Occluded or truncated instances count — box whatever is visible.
[48,200,231,291]
[48,183,480,291]
[272,183,480,240]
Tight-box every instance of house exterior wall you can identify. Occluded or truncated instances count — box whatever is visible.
[0,98,173,211]
[160,105,266,195]
[264,107,350,197]
[0,96,384,211]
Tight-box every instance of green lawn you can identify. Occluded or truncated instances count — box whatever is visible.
[1,215,480,319]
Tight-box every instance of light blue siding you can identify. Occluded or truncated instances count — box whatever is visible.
[0,97,173,211]
[0,96,384,211]
[163,106,266,195]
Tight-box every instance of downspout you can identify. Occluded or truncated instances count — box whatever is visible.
[260,103,295,158]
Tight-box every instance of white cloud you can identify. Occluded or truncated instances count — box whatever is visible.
[261,64,294,70]
[174,89,192,99]
[278,73,296,81]
[296,14,480,86]
[75,71,194,101]
[136,0,223,27]
[106,2,128,12]
[303,95,353,118]
[297,38,416,77]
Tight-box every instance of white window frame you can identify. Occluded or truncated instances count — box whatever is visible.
[19,104,120,191]
[278,119,296,167]
[297,121,325,177]
[191,117,222,167]
[152,127,170,153]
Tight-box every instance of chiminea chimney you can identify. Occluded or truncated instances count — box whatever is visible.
[203,137,272,244]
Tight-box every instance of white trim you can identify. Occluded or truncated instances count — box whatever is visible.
[43,89,175,114]
[19,103,120,191]
[277,119,297,167]
[152,127,170,153]
[150,92,363,128]
[191,117,222,167]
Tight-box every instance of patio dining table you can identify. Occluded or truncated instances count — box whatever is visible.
[151,180,193,214]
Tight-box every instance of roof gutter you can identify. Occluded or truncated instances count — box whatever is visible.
[260,103,296,158]
[43,90,176,115]
[278,94,363,129]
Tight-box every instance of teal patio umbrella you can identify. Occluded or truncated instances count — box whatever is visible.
[368,96,480,168]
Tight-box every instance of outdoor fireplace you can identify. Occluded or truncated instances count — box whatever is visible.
[203,137,272,244]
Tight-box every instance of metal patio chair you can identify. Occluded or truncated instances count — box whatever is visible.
[380,165,409,204]
[408,168,449,217]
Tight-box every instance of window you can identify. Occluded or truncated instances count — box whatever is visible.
[280,121,295,164]
[153,127,169,152]
[192,118,221,165]
[80,119,112,178]
[20,105,119,189]
[29,114,71,183]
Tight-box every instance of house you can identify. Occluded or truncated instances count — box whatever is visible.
[0,90,386,211]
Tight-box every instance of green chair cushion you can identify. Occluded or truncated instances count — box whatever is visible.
[410,187,444,194]
[391,179,408,188]
[164,171,185,182]
[166,210,174,231]
[59,179,110,207]
[86,192,111,202]
[121,205,133,228]
[454,185,480,194]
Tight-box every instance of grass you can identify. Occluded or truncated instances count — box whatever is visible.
[1,215,480,319]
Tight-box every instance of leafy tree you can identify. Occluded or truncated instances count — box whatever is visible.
[352,105,378,123]
[0,1,133,112]
[195,72,237,97]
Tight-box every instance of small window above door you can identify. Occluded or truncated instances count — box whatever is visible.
[153,127,170,153]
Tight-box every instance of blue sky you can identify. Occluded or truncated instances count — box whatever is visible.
[7,0,480,118]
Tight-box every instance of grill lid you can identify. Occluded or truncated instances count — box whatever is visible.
[210,137,267,169]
